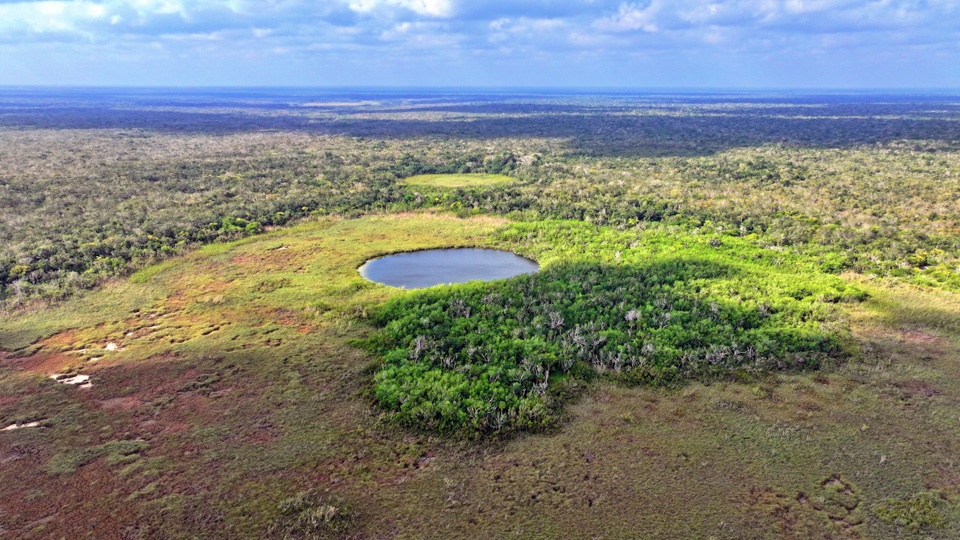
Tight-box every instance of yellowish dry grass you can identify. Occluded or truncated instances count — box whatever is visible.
[400,173,516,188]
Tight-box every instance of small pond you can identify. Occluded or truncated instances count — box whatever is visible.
[359,248,539,289]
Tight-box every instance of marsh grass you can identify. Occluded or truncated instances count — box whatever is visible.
[399,173,516,188]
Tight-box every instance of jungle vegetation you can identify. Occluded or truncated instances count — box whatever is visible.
[371,220,865,435]
[2,90,959,311]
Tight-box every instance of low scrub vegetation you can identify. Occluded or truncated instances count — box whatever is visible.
[269,490,353,539]
[873,491,952,531]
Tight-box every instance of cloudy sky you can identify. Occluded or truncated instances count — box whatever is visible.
[1,0,958,87]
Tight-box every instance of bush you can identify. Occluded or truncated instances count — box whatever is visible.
[369,221,864,437]
[873,491,950,531]
[269,490,353,539]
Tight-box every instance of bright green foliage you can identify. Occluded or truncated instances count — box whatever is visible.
[874,491,950,531]
[371,220,865,436]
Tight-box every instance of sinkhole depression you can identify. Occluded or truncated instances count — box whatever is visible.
[358,248,539,289]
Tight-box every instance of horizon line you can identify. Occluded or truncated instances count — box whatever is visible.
[2,84,960,93]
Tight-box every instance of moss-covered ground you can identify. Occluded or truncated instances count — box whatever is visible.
[2,213,960,539]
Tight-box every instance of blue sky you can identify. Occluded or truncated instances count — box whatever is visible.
[1,0,958,87]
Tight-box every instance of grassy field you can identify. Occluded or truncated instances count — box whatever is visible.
[399,173,517,188]
[3,212,960,538]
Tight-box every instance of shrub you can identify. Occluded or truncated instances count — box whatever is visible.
[369,221,864,437]
[873,491,950,531]
[269,490,353,539]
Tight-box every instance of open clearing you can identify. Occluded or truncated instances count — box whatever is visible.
[399,173,517,188]
[3,213,960,538]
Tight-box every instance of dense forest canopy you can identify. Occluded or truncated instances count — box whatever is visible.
[371,220,866,435]
[2,89,958,310]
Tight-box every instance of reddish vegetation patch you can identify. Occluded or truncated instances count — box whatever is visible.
[901,330,942,343]
[1,329,92,375]
[0,343,252,539]
[797,401,823,412]
[0,443,148,538]
[246,418,281,445]
[746,485,863,540]
[42,329,84,350]
[893,380,942,398]
[747,488,798,530]
[94,353,187,398]
[5,351,75,375]
[268,308,307,327]
[894,329,949,362]
[0,395,19,407]
[927,466,960,498]
[99,396,143,410]
[154,420,193,436]
[230,253,264,266]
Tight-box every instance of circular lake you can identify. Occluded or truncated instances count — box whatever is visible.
[359,248,539,289]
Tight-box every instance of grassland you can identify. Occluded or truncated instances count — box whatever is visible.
[400,173,517,188]
[3,212,960,538]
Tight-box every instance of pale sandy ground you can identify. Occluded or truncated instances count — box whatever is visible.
[1,421,42,431]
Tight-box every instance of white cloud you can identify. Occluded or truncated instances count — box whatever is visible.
[347,0,453,17]
[379,20,461,48]
[0,0,957,85]
[0,0,953,44]
[593,0,960,35]
[594,3,660,32]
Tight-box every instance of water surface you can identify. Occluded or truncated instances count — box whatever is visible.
[359,248,539,289]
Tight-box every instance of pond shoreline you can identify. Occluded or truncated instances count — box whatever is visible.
[358,247,539,289]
